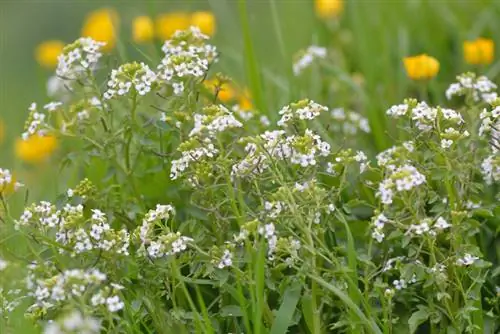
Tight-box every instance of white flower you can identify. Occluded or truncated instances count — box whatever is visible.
[43,101,63,112]
[393,279,407,290]
[434,217,451,230]
[456,253,479,266]
[217,250,233,269]
[106,295,124,312]
[293,45,326,75]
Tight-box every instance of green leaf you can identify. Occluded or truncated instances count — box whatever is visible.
[408,305,430,334]
[270,283,302,334]
[220,305,243,318]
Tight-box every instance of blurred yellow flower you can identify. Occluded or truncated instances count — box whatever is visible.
[156,12,191,41]
[403,54,439,80]
[204,79,236,103]
[35,40,65,69]
[463,38,494,65]
[238,89,253,110]
[81,8,119,52]
[191,11,216,36]
[315,0,344,19]
[133,16,155,43]
[15,135,58,164]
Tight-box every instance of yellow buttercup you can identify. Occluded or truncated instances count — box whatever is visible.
[81,8,119,52]
[15,135,58,164]
[35,40,65,69]
[133,16,155,43]
[463,38,494,65]
[403,54,440,80]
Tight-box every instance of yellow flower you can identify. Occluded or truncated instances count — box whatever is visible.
[463,38,494,65]
[204,79,236,103]
[155,12,191,41]
[191,11,216,36]
[315,0,344,19]
[238,89,254,111]
[35,40,65,69]
[133,16,155,43]
[15,135,58,164]
[403,54,440,80]
[81,8,119,52]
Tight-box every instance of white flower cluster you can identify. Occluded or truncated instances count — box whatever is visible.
[0,288,22,315]
[136,204,192,259]
[327,149,369,175]
[480,154,500,185]
[377,164,426,205]
[456,253,479,266]
[189,105,243,138]
[258,223,278,260]
[0,168,13,191]
[217,249,233,269]
[479,106,500,152]
[446,73,498,103]
[157,27,218,95]
[22,102,48,140]
[170,139,218,180]
[44,310,100,334]
[138,204,175,242]
[292,45,327,76]
[393,275,417,290]
[408,216,451,237]
[330,108,371,134]
[277,100,328,127]
[232,129,331,178]
[56,37,106,80]
[371,213,388,243]
[27,266,123,315]
[104,62,156,99]
[376,141,414,168]
[386,101,468,147]
[15,202,130,256]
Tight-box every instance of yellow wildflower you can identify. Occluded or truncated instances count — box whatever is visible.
[204,79,236,103]
[155,12,191,41]
[315,0,344,19]
[15,135,58,164]
[133,16,155,43]
[463,38,494,65]
[238,89,253,111]
[403,54,440,80]
[191,11,216,36]
[81,8,119,52]
[35,40,65,69]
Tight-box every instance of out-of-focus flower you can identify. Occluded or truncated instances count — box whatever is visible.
[204,79,236,103]
[155,12,191,41]
[133,16,154,43]
[403,54,439,80]
[238,89,253,110]
[35,40,65,69]
[315,0,343,19]
[81,8,119,52]
[191,11,216,36]
[0,168,22,195]
[463,38,494,65]
[15,134,58,164]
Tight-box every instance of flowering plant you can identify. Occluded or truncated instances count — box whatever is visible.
[1,26,499,334]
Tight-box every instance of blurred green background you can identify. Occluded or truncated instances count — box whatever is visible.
[1,0,500,197]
